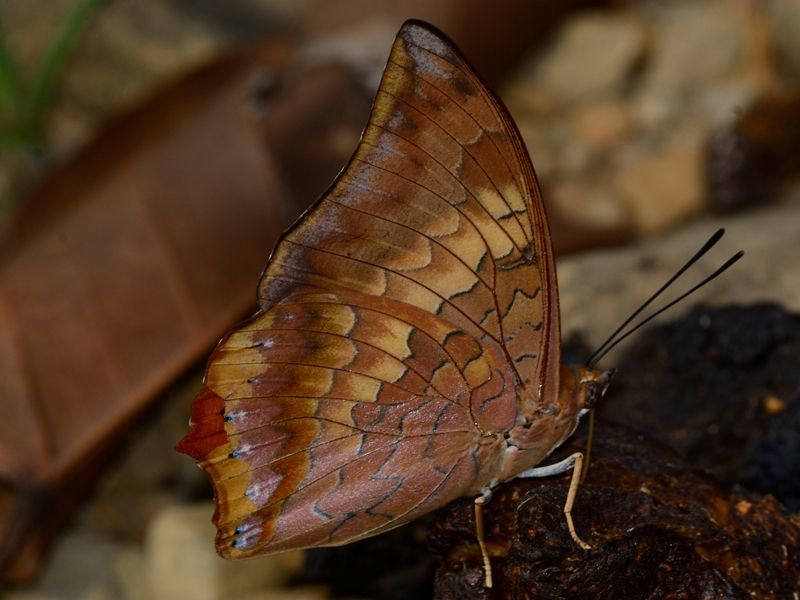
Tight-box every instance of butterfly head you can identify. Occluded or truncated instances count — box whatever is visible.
[575,367,615,415]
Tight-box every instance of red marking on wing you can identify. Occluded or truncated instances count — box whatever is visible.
[176,386,227,461]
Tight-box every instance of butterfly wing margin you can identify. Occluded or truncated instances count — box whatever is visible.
[177,290,512,556]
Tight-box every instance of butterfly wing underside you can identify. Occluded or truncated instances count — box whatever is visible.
[177,20,561,557]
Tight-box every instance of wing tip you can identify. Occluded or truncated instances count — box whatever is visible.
[398,19,453,53]
[399,18,436,35]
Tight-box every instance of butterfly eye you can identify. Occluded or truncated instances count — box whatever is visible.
[583,382,601,410]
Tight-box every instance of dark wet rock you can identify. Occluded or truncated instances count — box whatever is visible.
[428,423,800,599]
[302,518,435,600]
[603,303,800,511]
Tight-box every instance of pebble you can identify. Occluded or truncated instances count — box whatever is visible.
[241,587,330,600]
[3,531,141,600]
[765,0,800,80]
[631,0,751,131]
[643,1,745,91]
[145,503,304,600]
[548,179,630,231]
[569,99,634,151]
[524,11,646,103]
[557,194,800,365]
[613,132,705,234]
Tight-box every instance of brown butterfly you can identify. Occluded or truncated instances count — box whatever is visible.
[177,19,613,583]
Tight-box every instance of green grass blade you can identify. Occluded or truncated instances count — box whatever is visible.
[26,0,104,140]
[0,20,23,112]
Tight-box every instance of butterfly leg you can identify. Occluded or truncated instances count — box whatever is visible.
[516,452,591,551]
[474,487,494,588]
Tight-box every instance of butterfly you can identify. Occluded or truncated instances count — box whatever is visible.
[177,19,613,583]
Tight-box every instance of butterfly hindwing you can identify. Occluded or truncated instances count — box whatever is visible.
[181,290,515,555]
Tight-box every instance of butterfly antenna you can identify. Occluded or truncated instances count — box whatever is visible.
[585,229,726,368]
[581,231,743,483]
[587,249,744,367]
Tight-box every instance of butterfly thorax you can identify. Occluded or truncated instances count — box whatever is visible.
[494,365,610,482]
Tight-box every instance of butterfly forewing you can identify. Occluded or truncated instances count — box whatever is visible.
[178,20,561,558]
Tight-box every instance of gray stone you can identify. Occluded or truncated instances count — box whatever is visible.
[548,179,630,231]
[632,0,750,130]
[525,11,646,103]
[557,192,800,367]
[569,99,635,151]
[3,531,142,600]
[145,503,304,600]
[766,0,800,80]
[612,128,706,234]
[643,1,745,91]
[241,588,329,600]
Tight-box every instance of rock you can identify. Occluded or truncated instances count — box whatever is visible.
[525,11,646,103]
[602,304,800,511]
[642,1,745,92]
[302,520,435,600]
[145,504,304,600]
[428,424,800,599]
[3,531,142,600]
[300,17,402,90]
[631,0,754,131]
[548,180,629,231]
[556,192,800,366]
[515,119,558,181]
[0,0,296,158]
[546,179,633,254]
[613,131,705,234]
[696,82,761,130]
[569,99,634,151]
[241,587,330,600]
[766,0,800,80]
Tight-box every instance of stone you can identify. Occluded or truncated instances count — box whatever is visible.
[602,303,800,512]
[613,132,705,234]
[632,0,750,130]
[429,424,800,598]
[706,91,800,213]
[765,0,800,80]
[697,82,761,130]
[525,11,646,103]
[241,587,330,600]
[548,179,630,231]
[3,531,141,600]
[145,503,304,600]
[643,1,745,91]
[569,99,634,151]
[0,0,299,158]
[556,191,800,366]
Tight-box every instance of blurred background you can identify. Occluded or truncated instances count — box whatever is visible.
[0,0,798,598]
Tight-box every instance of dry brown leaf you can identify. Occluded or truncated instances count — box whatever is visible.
[0,39,370,582]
